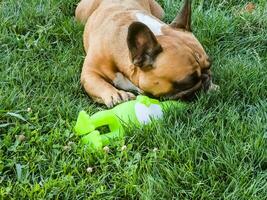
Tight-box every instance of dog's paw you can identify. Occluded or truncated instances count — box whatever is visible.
[104,90,136,108]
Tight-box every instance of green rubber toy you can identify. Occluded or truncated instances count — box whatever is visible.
[74,95,186,151]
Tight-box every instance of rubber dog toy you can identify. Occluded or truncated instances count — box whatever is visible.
[74,95,186,151]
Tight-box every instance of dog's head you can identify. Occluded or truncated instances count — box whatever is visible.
[127,0,212,100]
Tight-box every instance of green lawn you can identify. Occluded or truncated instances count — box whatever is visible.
[0,0,266,199]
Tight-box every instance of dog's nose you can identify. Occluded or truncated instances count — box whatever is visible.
[201,73,211,91]
[201,73,209,82]
[207,57,212,63]
[206,57,212,68]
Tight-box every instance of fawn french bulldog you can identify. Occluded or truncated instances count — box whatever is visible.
[75,0,218,107]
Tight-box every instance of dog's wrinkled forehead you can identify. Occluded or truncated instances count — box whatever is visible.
[160,29,211,71]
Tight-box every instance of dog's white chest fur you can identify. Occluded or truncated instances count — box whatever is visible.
[135,12,164,36]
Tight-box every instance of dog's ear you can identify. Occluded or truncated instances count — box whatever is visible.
[127,22,163,68]
[170,0,192,31]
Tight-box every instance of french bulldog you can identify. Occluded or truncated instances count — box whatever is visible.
[75,0,218,107]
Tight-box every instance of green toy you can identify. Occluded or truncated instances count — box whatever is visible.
[74,95,186,151]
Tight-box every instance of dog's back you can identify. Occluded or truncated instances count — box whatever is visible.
[75,0,159,24]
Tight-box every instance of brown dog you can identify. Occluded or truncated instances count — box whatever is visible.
[75,0,217,107]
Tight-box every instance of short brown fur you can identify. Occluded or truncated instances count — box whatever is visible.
[76,0,214,107]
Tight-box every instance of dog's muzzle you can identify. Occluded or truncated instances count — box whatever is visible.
[166,72,212,101]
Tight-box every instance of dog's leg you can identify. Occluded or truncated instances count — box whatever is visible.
[149,0,165,20]
[113,73,143,94]
[75,0,102,24]
[81,59,136,108]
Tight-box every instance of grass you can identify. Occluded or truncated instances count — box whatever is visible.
[0,0,266,199]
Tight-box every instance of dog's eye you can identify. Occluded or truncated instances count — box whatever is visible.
[201,68,210,75]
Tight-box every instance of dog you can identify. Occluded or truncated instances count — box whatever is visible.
[75,0,217,107]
